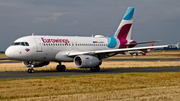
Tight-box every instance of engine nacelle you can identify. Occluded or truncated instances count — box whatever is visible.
[74,55,100,68]
[142,52,146,55]
[22,61,50,67]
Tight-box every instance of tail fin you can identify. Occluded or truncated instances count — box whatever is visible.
[176,42,179,49]
[150,42,154,51]
[107,7,135,49]
[114,7,134,40]
[150,42,154,46]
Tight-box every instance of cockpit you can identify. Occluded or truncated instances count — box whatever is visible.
[11,42,29,46]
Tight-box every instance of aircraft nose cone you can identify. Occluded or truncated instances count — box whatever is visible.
[5,47,14,58]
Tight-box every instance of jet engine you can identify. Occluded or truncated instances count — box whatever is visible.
[22,61,50,67]
[142,52,146,55]
[74,55,100,68]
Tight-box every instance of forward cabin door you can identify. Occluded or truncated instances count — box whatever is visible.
[34,38,43,52]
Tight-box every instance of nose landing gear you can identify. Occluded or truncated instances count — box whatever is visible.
[28,64,34,73]
[27,61,34,73]
[28,68,34,73]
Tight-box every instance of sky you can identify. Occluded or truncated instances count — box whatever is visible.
[1,0,180,51]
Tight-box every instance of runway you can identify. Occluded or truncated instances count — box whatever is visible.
[1,67,180,79]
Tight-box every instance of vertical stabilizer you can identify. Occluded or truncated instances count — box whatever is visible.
[176,42,179,49]
[107,7,135,49]
[114,7,134,40]
[149,42,154,51]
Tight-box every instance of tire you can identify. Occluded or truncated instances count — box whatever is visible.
[56,65,66,72]
[31,69,34,73]
[28,69,34,73]
[61,65,66,72]
[90,67,94,72]
[28,69,30,73]
[94,66,100,72]
[56,65,61,71]
[90,66,100,72]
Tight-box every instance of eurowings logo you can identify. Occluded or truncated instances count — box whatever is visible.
[25,48,30,52]
[41,38,70,44]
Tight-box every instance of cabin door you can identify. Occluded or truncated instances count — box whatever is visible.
[34,38,43,52]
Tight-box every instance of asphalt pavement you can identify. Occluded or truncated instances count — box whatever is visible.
[0,67,180,79]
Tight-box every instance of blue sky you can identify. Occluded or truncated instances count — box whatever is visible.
[1,0,180,50]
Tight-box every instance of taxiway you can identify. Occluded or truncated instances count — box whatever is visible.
[0,67,180,79]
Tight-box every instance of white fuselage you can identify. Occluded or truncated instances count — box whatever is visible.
[5,35,120,62]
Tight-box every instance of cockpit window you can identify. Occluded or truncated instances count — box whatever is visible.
[20,42,25,46]
[25,42,29,46]
[14,42,20,45]
[12,42,29,46]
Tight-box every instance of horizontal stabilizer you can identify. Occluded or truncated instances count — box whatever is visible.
[126,40,160,46]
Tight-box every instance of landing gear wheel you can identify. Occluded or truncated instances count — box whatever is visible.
[28,69,34,73]
[90,66,100,72]
[136,53,138,56]
[56,65,66,72]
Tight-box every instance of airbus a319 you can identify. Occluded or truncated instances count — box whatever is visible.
[5,7,168,73]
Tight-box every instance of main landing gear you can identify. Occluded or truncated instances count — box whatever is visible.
[90,66,100,72]
[56,62,66,72]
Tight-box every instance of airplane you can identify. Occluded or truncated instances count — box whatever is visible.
[128,42,154,56]
[168,42,179,49]
[5,7,168,73]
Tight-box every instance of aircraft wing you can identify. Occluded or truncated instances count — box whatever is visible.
[126,40,160,46]
[68,45,168,56]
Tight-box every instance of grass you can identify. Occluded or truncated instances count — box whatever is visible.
[0,53,7,58]
[0,72,180,100]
